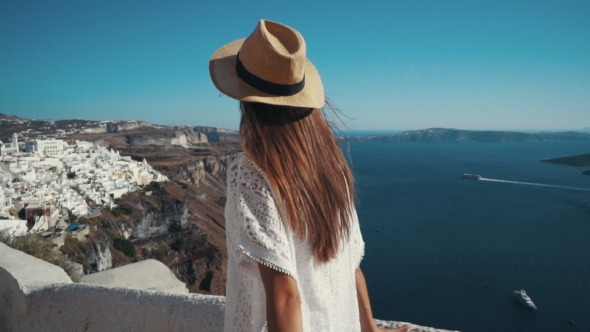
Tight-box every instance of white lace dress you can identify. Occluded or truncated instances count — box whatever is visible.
[224,154,365,332]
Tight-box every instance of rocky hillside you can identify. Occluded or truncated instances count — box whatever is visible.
[193,126,239,142]
[106,120,164,133]
[125,128,208,146]
[62,127,241,295]
[347,128,590,143]
[0,116,102,141]
[2,114,238,294]
[64,173,229,294]
[0,113,23,120]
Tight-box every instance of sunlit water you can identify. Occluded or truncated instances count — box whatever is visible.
[350,141,590,332]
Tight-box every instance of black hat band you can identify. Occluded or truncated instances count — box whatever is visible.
[236,52,305,97]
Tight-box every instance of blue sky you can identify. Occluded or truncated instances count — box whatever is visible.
[1,0,589,131]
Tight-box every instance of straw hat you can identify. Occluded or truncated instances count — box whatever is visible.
[209,20,324,109]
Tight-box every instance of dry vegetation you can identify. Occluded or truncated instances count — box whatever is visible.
[0,230,81,282]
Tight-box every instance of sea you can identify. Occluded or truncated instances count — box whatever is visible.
[348,140,590,332]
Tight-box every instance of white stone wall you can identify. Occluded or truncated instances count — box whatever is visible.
[0,243,457,332]
[81,259,188,294]
[0,242,225,332]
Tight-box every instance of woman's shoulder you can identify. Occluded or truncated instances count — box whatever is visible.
[228,153,262,175]
[228,152,266,179]
[227,153,275,199]
[228,152,244,170]
[228,153,270,190]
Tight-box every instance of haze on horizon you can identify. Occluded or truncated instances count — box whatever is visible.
[1,1,589,131]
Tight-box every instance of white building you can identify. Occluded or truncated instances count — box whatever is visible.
[0,134,20,156]
[2,133,167,223]
[75,140,93,152]
[0,170,12,186]
[0,189,10,210]
[24,138,66,157]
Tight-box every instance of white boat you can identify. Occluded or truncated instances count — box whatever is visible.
[461,173,482,180]
[513,289,537,310]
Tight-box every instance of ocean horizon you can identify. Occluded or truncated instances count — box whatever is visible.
[341,129,590,138]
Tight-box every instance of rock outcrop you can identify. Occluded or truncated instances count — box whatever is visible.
[80,126,107,134]
[85,232,113,272]
[174,129,208,146]
[164,150,241,188]
[125,128,207,147]
[106,120,160,133]
[119,196,190,240]
[193,126,239,142]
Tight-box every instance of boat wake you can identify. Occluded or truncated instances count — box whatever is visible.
[480,178,590,192]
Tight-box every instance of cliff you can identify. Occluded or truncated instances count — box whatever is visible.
[62,125,242,295]
[193,126,239,142]
[85,232,113,272]
[71,176,228,294]
[106,120,163,133]
[347,128,590,143]
[115,188,190,240]
[159,150,241,187]
[125,128,207,147]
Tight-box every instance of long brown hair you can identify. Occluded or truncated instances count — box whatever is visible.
[239,101,355,263]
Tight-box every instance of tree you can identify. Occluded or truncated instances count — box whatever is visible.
[67,210,77,223]
[113,238,136,259]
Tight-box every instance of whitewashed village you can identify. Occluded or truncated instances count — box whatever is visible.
[0,131,168,246]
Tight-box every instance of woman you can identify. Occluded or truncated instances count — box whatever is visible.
[210,20,411,332]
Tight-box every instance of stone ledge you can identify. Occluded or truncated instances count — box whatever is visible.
[22,284,225,332]
[375,319,460,332]
[0,242,72,293]
[81,259,188,293]
[1,242,457,332]
[0,242,224,332]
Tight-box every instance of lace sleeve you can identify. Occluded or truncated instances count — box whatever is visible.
[342,175,365,270]
[350,207,365,269]
[230,157,296,278]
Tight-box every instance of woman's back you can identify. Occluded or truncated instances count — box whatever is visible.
[224,154,365,332]
[211,19,410,332]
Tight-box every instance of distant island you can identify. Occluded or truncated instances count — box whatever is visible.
[541,154,590,167]
[346,128,590,143]
[541,154,590,176]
